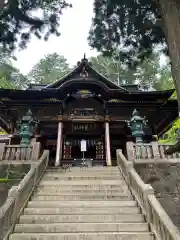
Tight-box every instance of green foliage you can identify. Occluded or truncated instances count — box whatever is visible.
[90,55,135,85]
[0,76,17,89]
[88,0,165,66]
[0,178,8,183]
[0,48,29,89]
[90,53,171,90]
[0,165,30,185]
[27,53,71,84]
[159,118,180,144]
[0,0,71,51]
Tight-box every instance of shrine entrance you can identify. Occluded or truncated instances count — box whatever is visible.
[63,138,104,158]
[62,122,105,166]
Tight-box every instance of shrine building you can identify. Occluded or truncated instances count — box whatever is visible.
[0,56,178,166]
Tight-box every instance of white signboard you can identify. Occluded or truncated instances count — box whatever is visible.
[81,139,87,152]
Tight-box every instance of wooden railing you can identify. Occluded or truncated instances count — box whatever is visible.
[117,149,180,240]
[126,141,180,161]
[0,150,49,240]
[0,142,40,161]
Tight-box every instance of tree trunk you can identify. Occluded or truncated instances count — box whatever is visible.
[159,0,180,111]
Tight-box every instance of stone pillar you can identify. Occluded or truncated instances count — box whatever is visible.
[55,121,63,166]
[105,121,112,166]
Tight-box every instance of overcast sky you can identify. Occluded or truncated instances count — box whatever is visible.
[13,0,98,74]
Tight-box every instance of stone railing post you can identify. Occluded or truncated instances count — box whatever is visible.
[8,186,18,224]
[126,141,134,161]
[31,162,38,186]
[117,149,133,184]
[152,141,160,159]
[0,143,5,160]
[143,185,154,222]
[31,142,40,161]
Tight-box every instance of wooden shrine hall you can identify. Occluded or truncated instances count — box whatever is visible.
[0,56,178,166]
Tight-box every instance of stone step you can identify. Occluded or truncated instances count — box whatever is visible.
[45,171,123,178]
[35,188,130,195]
[31,195,133,201]
[19,214,145,224]
[27,200,137,208]
[14,223,149,233]
[36,185,129,192]
[45,172,121,175]
[9,232,154,240]
[35,190,131,196]
[45,170,121,175]
[45,170,120,173]
[24,206,140,215]
[45,171,121,175]
[39,180,124,186]
[46,167,119,172]
[42,175,122,180]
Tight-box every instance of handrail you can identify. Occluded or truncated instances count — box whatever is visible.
[0,142,41,161]
[126,141,180,161]
[0,150,49,240]
[117,149,180,240]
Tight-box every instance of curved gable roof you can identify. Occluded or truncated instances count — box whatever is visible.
[42,56,129,92]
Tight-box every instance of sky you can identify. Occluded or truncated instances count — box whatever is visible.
[13,0,98,74]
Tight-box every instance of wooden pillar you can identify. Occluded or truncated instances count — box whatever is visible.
[55,121,63,166]
[105,121,112,166]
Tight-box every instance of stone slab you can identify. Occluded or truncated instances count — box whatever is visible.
[14,223,149,233]
[31,195,133,201]
[42,176,123,180]
[34,190,131,196]
[9,232,154,240]
[39,180,125,186]
[27,200,137,208]
[19,214,144,223]
[24,206,141,215]
[46,167,119,172]
[36,185,129,191]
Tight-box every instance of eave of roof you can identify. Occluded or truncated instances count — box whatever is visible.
[0,88,175,103]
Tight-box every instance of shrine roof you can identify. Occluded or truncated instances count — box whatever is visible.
[42,55,125,91]
[0,87,175,103]
[26,55,175,102]
[27,56,141,93]
[29,83,141,92]
[0,56,175,103]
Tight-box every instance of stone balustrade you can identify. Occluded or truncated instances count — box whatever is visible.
[126,141,180,161]
[0,150,49,240]
[0,142,40,162]
[117,149,180,240]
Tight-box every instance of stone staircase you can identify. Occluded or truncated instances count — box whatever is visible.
[9,167,154,240]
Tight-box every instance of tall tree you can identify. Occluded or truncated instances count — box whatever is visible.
[90,53,166,90]
[154,63,174,91]
[90,55,135,85]
[0,0,71,51]
[0,47,28,89]
[88,0,180,108]
[134,53,161,90]
[28,53,71,84]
